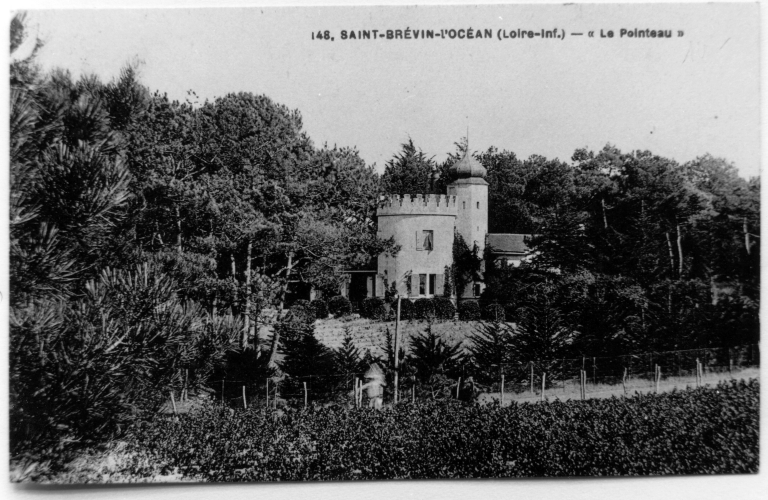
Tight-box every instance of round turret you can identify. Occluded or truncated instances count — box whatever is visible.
[449,151,487,180]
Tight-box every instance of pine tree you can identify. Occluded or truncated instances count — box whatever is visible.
[469,321,513,384]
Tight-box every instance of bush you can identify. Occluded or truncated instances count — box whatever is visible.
[328,296,352,317]
[9,264,236,454]
[309,299,329,320]
[482,303,506,322]
[397,298,414,321]
[360,297,387,320]
[504,304,518,323]
[413,298,436,320]
[289,299,314,323]
[458,300,481,321]
[433,297,456,320]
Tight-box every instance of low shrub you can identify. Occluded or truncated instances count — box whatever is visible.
[504,304,518,323]
[132,380,759,480]
[458,300,481,321]
[328,296,352,317]
[360,297,387,321]
[432,297,456,320]
[289,299,313,323]
[482,303,505,322]
[309,299,329,320]
[413,298,435,320]
[397,298,414,320]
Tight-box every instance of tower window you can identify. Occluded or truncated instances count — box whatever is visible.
[423,230,433,251]
[477,202,480,209]
[463,201,466,209]
[417,230,433,251]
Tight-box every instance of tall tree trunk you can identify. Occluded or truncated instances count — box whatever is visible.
[665,232,676,278]
[676,222,684,277]
[269,251,294,365]
[175,205,182,253]
[601,197,608,229]
[242,240,252,349]
[744,217,751,255]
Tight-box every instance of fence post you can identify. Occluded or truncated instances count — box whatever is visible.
[456,377,462,399]
[266,378,270,408]
[412,381,415,404]
[354,377,358,408]
[242,385,247,410]
[303,381,308,409]
[729,348,733,376]
[500,374,505,406]
[592,357,596,386]
[530,362,534,394]
[170,390,177,415]
[221,379,224,404]
[580,370,585,400]
[622,368,627,397]
[696,359,700,386]
[393,296,402,404]
[541,373,546,401]
[274,381,278,409]
[654,365,660,393]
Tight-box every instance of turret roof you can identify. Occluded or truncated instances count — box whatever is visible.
[449,150,487,180]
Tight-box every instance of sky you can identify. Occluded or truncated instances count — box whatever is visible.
[20,3,762,178]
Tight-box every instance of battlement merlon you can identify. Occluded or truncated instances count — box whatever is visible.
[377,194,458,216]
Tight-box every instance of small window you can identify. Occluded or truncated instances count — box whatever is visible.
[429,274,436,295]
[473,283,481,297]
[477,202,480,209]
[419,274,427,295]
[463,201,466,209]
[423,230,433,251]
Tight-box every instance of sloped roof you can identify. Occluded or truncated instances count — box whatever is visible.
[487,234,532,255]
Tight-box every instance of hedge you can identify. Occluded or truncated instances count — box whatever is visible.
[412,298,435,320]
[132,380,759,480]
[482,304,506,322]
[309,299,329,320]
[328,296,352,317]
[360,297,387,321]
[458,300,481,321]
[432,297,456,320]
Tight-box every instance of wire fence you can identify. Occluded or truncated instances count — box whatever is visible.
[167,344,760,411]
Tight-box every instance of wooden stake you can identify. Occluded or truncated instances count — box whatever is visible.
[500,374,505,406]
[221,379,224,404]
[622,368,627,397]
[274,382,278,409]
[530,362,534,394]
[541,372,546,401]
[266,378,270,408]
[393,296,402,404]
[170,390,177,415]
[412,383,415,404]
[456,377,462,399]
[242,385,247,410]
[654,365,660,393]
[354,377,358,407]
[303,381,308,409]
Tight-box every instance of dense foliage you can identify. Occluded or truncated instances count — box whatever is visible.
[131,380,758,480]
